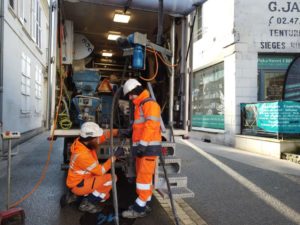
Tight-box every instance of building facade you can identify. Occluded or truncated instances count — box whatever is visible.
[0,0,49,142]
[192,0,300,154]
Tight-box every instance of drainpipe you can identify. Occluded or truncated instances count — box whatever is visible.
[0,0,4,154]
[0,0,4,121]
[46,0,58,130]
[186,11,195,132]
[188,22,194,132]
[180,17,187,130]
[169,18,175,128]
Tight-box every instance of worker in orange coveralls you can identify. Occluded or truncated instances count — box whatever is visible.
[121,79,162,218]
[66,122,124,213]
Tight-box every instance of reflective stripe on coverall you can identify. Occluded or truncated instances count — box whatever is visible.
[66,130,117,198]
[132,89,162,208]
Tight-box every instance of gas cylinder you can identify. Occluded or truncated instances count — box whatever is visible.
[132,45,144,69]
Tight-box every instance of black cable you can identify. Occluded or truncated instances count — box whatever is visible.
[161,124,179,225]
[121,57,129,85]
[185,9,197,63]
[109,57,129,225]
[147,85,180,224]
[124,0,132,14]
[110,87,123,225]
[110,91,133,225]
[160,152,180,225]
[156,0,164,46]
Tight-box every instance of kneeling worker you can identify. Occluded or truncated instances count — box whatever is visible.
[66,122,124,213]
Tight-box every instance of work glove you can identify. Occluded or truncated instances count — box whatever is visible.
[119,128,132,139]
[114,147,125,158]
[136,144,146,157]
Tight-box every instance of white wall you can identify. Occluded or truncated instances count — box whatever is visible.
[2,0,49,132]
[192,0,300,146]
[232,0,300,144]
[192,0,236,145]
[193,0,235,70]
[236,0,300,53]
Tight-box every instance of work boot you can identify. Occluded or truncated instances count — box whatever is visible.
[78,198,104,213]
[145,205,152,213]
[128,205,152,213]
[122,207,146,218]
[60,191,79,208]
[65,191,78,204]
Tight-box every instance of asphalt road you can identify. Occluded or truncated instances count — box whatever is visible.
[177,134,300,225]
[0,132,173,225]
[1,132,300,225]
[0,133,81,225]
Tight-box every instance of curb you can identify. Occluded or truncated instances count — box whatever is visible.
[154,191,208,225]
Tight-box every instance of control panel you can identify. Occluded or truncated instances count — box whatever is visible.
[2,131,21,140]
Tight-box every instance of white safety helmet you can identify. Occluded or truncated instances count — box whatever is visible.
[123,79,142,96]
[80,122,103,138]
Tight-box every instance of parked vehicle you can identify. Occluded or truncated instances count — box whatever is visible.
[48,0,200,199]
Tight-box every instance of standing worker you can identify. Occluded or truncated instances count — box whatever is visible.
[66,122,124,213]
[121,79,162,218]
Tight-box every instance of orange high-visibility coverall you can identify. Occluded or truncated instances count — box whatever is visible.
[66,130,117,200]
[132,89,162,209]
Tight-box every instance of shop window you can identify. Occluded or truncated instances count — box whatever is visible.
[192,62,224,130]
[258,55,294,101]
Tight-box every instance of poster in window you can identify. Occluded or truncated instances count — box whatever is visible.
[192,63,224,129]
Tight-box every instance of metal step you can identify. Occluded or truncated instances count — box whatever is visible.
[158,156,181,174]
[155,174,187,189]
[161,142,176,148]
[161,142,176,156]
[157,186,195,199]
[159,156,181,164]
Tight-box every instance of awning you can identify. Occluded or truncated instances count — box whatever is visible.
[69,0,206,16]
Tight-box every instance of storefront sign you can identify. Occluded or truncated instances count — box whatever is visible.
[192,115,224,130]
[258,55,293,69]
[260,1,300,50]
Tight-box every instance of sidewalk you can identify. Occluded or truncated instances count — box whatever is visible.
[186,131,300,176]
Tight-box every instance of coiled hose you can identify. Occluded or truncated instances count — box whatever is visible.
[109,87,122,225]
[109,57,129,225]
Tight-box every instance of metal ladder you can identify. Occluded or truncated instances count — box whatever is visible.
[154,141,194,199]
[146,82,194,199]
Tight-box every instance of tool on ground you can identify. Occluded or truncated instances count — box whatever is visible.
[0,131,25,225]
